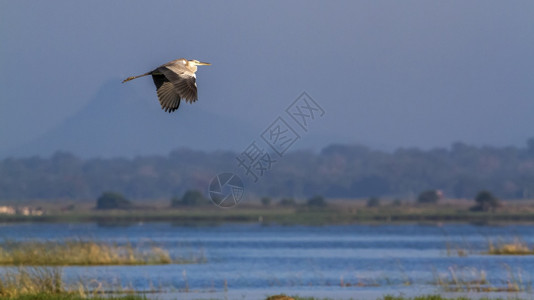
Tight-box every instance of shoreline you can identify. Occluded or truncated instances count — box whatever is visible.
[0,207,533,225]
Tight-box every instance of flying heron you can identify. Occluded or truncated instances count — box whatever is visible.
[122,58,211,113]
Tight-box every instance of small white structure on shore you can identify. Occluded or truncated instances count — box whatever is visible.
[0,206,16,215]
[0,206,43,216]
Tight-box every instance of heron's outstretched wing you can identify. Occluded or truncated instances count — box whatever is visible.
[157,64,198,103]
[152,74,181,113]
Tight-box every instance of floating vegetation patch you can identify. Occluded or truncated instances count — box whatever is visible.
[0,239,204,266]
[486,238,534,255]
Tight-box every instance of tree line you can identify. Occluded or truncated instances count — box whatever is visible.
[95,190,328,209]
[97,189,498,212]
[2,138,534,201]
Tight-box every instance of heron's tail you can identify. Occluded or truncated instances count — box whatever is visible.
[122,72,151,83]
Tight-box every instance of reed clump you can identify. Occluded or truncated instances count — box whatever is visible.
[433,265,530,293]
[0,239,195,266]
[487,238,534,255]
[0,267,62,298]
[0,266,151,299]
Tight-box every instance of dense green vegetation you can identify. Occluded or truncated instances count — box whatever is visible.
[96,192,133,210]
[2,140,534,201]
[171,189,209,207]
[471,190,501,212]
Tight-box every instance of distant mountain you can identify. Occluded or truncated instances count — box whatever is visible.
[9,80,259,158]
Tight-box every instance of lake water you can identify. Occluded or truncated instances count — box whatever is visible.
[1,222,534,299]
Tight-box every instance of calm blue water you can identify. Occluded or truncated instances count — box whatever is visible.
[1,222,534,299]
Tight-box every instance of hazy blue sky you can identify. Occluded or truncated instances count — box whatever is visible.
[1,1,533,157]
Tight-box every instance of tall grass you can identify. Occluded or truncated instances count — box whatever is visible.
[432,265,531,292]
[0,267,62,297]
[0,239,202,266]
[0,266,150,299]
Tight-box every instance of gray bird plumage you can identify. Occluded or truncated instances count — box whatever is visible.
[122,58,211,113]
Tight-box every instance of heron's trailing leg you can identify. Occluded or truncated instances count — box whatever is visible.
[122,72,151,83]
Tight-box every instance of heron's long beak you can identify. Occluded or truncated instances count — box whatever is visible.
[197,61,211,66]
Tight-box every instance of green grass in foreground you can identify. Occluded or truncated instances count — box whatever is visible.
[0,239,202,266]
[0,266,527,300]
[0,267,150,299]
